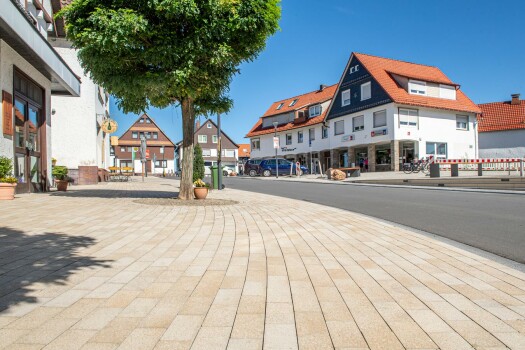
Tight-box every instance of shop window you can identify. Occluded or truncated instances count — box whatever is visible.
[375,146,391,165]
[298,131,303,143]
[341,89,351,107]
[399,109,418,127]
[456,115,468,130]
[334,120,344,135]
[353,115,364,131]
[361,82,371,100]
[309,128,315,142]
[286,134,292,145]
[373,110,387,128]
[251,138,260,150]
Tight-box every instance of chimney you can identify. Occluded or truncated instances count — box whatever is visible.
[319,84,328,91]
[195,120,201,130]
[511,93,520,105]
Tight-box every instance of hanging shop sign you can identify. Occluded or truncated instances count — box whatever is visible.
[2,91,13,136]
[371,128,388,137]
[341,134,355,142]
[101,118,118,134]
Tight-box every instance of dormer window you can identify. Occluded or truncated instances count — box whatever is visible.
[276,103,284,110]
[409,80,426,95]
[289,99,298,107]
[309,105,322,117]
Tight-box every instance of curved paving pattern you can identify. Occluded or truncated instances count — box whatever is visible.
[0,178,524,349]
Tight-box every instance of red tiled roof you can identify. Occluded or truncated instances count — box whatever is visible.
[354,53,481,114]
[478,100,525,132]
[246,85,337,138]
[262,84,338,118]
[238,144,251,158]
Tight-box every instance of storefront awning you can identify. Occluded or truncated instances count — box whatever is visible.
[0,0,80,96]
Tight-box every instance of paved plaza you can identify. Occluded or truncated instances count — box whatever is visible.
[1,177,525,349]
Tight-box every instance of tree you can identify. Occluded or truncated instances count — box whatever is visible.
[193,144,205,182]
[58,0,281,199]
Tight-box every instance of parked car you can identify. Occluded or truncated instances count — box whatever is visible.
[244,159,263,177]
[258,158,309,177]
[222,166,234,176]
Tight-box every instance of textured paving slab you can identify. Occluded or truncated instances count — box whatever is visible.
[0,177,524,349]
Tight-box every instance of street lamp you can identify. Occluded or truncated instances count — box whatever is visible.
[273,121,278,178]
[160,146,165,177]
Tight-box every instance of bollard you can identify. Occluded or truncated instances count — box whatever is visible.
[451,164,459,177]
[521,159,524,177]
[429,163,440,178]
[478,163,483,176]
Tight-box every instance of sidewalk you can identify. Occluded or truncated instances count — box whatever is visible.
[1,177,524,349]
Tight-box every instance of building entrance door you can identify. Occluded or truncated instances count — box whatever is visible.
[13,98,43,193]
[401,142,415,164]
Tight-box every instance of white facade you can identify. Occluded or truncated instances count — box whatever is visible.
[479,129,525,158]
[50,38,111,170]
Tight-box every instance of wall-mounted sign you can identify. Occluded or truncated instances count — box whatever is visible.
[349,65,360,74]
[101,119,118,134]
[281,147,296,152]
[341,134,355,142]
[2,91,13,136]
[371,128,388,137]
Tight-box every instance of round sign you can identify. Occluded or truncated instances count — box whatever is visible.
[101,119,118,134]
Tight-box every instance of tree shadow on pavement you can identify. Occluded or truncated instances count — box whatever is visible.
[49,189,179,199]
[0,227,111,313]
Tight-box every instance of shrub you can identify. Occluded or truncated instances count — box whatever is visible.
[0,156,14,179]
[52,166,69,180]
[193,144,205,182]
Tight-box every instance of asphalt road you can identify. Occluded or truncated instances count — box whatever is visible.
[222,177,525,264]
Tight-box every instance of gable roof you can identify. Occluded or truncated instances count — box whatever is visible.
[478,99,525,132]
[195,118,239,148]
[238,144,251,158]
[118,113,176,146]
[333,52,480,114]
[246,84,337,138]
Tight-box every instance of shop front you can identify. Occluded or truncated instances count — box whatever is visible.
[354,147,368,171]
[375,143,392,172]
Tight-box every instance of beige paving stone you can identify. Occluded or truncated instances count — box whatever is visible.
[80,343,118,350]
[191,326,231,350]
[89,317,141,344]
[116,327,164,350]
[263,323,298,350]
[231,313,265,339]
[17,317,78,345]
[42,329,97,350]
[161,315,203,341]
[226,338,262,350]
[72,308,122,330]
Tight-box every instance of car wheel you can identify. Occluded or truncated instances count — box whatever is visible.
[223,171,228,176]
[262,169,271,177]
[249,169,257,177]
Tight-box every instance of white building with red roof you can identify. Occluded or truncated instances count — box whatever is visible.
[247,52,481,173]
[478,94,525,158]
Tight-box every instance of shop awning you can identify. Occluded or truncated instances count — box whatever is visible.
[0,0,80,96]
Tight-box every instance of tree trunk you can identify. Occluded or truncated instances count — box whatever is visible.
[179,97,195,200]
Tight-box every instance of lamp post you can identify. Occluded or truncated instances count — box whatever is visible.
[218,114,223,190]
[160,146,165,177]
[273,121,278,178]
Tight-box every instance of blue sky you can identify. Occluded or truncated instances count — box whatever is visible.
[109,0,525,144]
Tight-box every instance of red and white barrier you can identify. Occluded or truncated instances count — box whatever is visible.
[435,158,523,164]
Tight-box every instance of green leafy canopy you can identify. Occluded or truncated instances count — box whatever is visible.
[58,0,281,114]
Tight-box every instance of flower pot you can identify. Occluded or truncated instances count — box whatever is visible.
[193,187,208,199]
[56,179,68,191]
[0,183,17,200]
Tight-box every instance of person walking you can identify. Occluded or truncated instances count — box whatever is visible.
[364,157,369,172]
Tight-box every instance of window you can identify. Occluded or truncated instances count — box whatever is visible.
[202,149,211,157]
[399,109,418,127]
[155,160,167,168]
[440,84,456,100]
[334,120,344,135]
[322,126,328,139]
[309,128,315,142]
[146,118,151,123]
[211,149,218,157]
[276,103,284,110]
[132,131,138,139]
[153,132,158,139]
[456,115,469,130]
[198,135,207,143]
[145,132,151,139]
[298,131,303,143]
[212,135,218,143]
[127,146,133,152]
[361,82,371,100]
[223,150,235,157]
[139,119,144,123]
[120,147,125,152]
[373,110,387,128]
[289,99,298,107]
[309,104,322,117]
[286,133,292,145]
[353,115,364,131]
[251,138,260,150]
[207,123,212,128]
[341,89,351,106]
[408,80,426,95]
[426,142,447,158]
[110,147,115,156]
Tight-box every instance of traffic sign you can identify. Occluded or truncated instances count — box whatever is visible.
[145,149,150,159]
[273,137,279,149]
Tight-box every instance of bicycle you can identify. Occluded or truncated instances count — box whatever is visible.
[403,158,430,174]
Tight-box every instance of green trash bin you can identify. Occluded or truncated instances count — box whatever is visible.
[211,166,219,189]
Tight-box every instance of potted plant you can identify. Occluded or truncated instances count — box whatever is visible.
[193,179,210,199]
[52,166,69,191]
[51,157,57,166]
[0,156,18,200]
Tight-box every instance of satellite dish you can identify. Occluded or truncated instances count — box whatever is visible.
[101,119,118,134]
